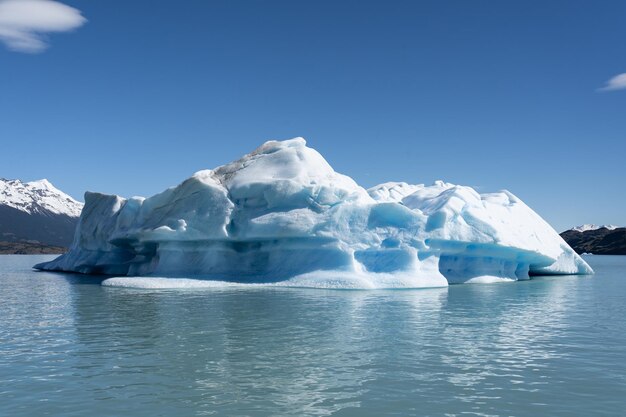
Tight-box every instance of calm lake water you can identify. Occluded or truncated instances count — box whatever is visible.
[1,255,625,416]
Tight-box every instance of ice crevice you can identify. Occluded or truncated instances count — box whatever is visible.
[35,138,592,289]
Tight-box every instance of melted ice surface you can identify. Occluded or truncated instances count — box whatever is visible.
[36,138,592,288]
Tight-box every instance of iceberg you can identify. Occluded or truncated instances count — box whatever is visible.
[35,138,592,288]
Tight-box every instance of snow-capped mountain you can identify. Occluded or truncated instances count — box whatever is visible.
[570,224,619,233]
[0,178,83,217]
[0,178,83,247]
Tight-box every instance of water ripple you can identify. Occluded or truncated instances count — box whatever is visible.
[0,255,625,416]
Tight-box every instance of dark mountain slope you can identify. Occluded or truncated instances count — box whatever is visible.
[560,227,626,255]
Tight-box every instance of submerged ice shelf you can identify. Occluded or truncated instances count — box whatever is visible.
[35,138,592,289]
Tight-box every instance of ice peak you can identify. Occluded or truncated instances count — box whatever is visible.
[249,137,307,156]
[205,137,372,207]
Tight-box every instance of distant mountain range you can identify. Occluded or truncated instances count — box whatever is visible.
[0,178,83,253]
[569,224,619,233]
[560,225,626,255]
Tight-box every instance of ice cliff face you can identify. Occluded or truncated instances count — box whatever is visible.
[35,138,592,288]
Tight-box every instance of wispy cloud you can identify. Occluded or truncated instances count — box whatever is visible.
[0,0,86,53]
[598,73,626,92]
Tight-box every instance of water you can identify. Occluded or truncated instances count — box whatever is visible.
[1,255,625,416]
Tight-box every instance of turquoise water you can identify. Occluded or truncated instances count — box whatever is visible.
[1,255,625,416]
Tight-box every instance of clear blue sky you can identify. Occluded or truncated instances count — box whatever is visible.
[1,0,624,231]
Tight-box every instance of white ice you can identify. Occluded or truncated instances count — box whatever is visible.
[36,138,593,288]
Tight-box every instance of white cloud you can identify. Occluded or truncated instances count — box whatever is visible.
[0,0,86,53]
[598,73,626,92]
